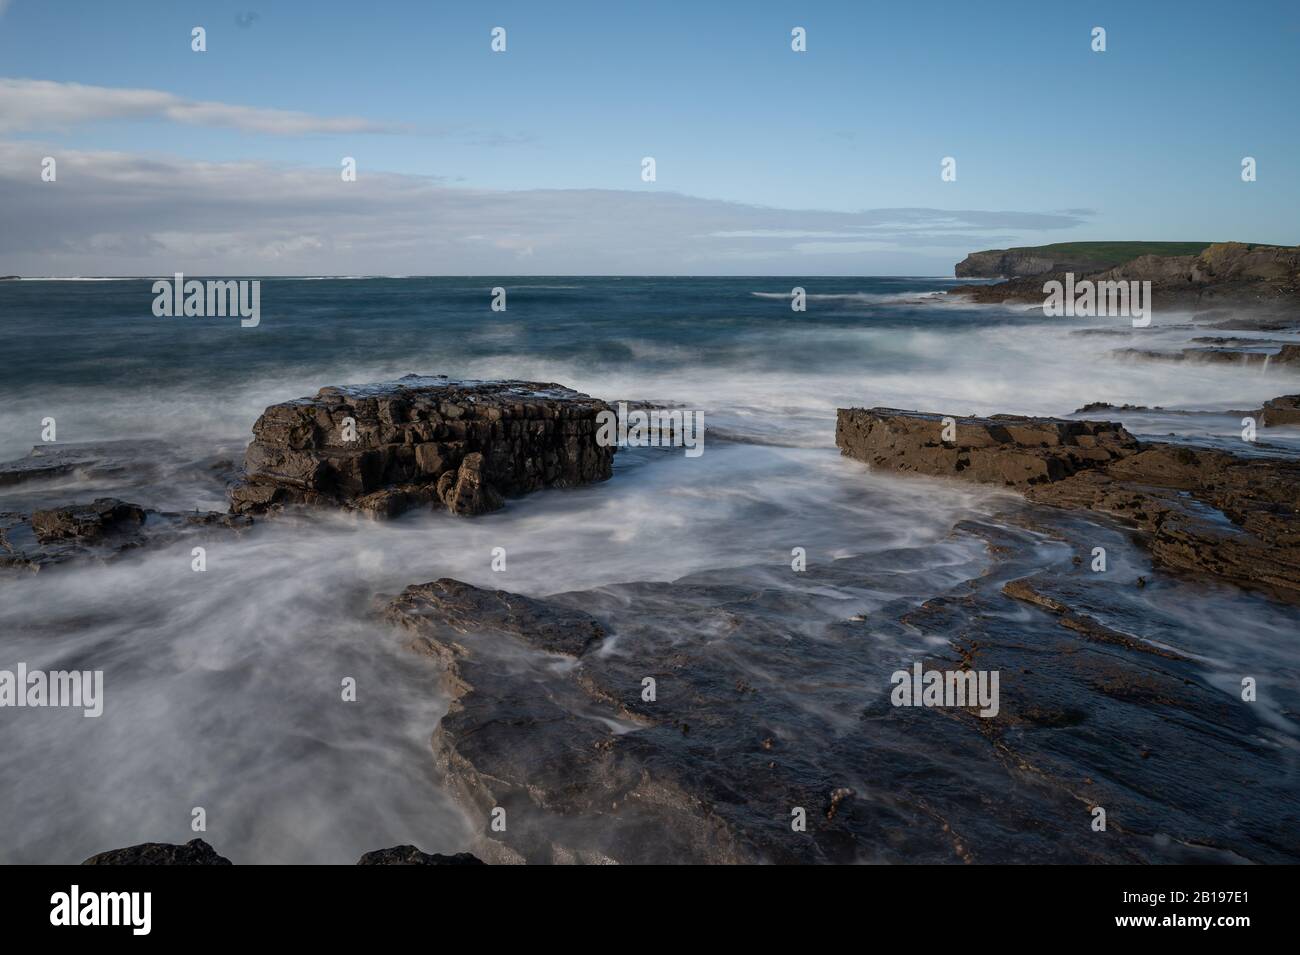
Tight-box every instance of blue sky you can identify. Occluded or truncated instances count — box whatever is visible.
[1,0,1296,274]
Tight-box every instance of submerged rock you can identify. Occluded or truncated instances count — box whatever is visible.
[82,838,232,865]
[836,407,1300,602]
[0,440,168,488]
[1111,343,1300,366]
[0,497,251,572]
[229,375,614,518]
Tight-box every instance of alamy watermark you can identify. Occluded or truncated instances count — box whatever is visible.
[50,886,150,935]
[596,402,704,458]
[152,272,260,327]
[1043,273,1151,327]
[0,663,103,717]
[890,661,999,718]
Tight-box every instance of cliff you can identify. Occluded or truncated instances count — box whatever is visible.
[955,242,1212,278]
[950,242,1300,310]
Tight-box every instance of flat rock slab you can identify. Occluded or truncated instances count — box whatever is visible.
[230,375,614,518]
[835,407,1140,489]
[0,440,168,488]
[836,407,1300,602]
[383,541,1299,864]
[1112,344,1300,366]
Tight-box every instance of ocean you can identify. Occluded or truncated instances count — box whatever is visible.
[1,276,1297,863]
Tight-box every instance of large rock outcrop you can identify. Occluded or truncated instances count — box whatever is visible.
[229,375,615,518]
[836,407,1300,601]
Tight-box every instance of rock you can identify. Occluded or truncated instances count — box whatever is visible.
[0,498,251,572]
[385,578,752,864]
[229,375,614,518]
[82,838,233,865]
[0,440,167,488]
[355,845,485,865]
[383,553,1300,864]
[836,407,1300,602]
[834,407,1139,489]
[387,578,606,656]
[1111,344,1300,366]
[31,498,146,542]
[79,840,484,865]
[437,452,504,516]
[1259,395,1300,427]
[1072,402,1165,414]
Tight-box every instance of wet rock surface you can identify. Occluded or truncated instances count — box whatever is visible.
[82,838,233,865]
[1259,394,1300,427]
[229,375,614,518]
[384,528,1299,864]
[0,497,251,571]
[837,407,1300,602]
[0,440,168,489]
[834,407,1141,488]
[1111,343,1300,366]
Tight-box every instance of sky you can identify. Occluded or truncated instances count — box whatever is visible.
[0,0,1296,275]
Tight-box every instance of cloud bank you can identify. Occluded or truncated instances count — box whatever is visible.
[0,141,1089,275]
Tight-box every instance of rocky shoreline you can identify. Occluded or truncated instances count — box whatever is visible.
[3,361,1298,863]
[950,242,1300,314]
[836,406,1300,603]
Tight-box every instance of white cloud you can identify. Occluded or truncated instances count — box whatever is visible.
[0,78,406,135]
[0,140,1090,275]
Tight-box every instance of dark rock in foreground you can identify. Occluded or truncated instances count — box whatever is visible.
[384,562,1298,864]
[356,845,485,865]
[80,840,484,865]
[230,375,614,518]
[0,497,251,572]
[836,407,1300,602]
[82,838,232,865]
